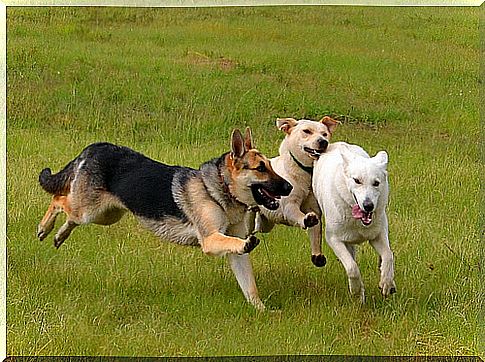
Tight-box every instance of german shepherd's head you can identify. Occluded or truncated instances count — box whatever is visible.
[226,128,292,210]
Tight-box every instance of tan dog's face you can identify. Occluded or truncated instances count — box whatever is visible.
[277,116,338,163]
[228,128,292,210]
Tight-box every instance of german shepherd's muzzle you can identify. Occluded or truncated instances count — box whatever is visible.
[251,181,291,211]
[37,128,291,310]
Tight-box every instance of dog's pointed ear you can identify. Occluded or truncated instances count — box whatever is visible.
[340,146,354,174]
[374,151,388,169]
[276,118,298,134]
[244,127,253,152]
[231,128,246,158]
[320,116,339,135]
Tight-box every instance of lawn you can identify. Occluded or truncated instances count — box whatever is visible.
[6,6,482,356]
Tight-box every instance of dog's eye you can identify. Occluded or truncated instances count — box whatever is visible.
[303,129,312,135]
[322,133,328,137]
[373,180,380,187]
[256,164,266,172]
[353,178,362,185]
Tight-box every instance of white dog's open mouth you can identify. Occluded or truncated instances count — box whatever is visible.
[303,147,325,160]
[351,204,373,226]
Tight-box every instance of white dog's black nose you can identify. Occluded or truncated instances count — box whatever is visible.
[363,199,374,212]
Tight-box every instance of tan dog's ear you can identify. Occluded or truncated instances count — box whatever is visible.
[244,127,253,152]
[320,116,339,135]
[276,118,298,134]
[231,129,245,158]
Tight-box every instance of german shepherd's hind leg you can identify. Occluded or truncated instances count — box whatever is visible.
[227,253,265,311]
[53,220,78,249]
[38,194,80,248]
[37,195,67,241]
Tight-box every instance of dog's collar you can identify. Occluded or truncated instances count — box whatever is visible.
[290,152,313,175]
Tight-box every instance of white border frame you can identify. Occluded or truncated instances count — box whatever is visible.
[1,2,482,360]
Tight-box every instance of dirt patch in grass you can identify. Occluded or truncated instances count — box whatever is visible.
[184,50,238,72]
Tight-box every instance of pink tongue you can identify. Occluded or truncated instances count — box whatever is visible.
[352,204,364,219]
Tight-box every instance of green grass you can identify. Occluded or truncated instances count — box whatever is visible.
[6,6,481,357]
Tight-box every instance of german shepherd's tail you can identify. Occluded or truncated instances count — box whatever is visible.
[39,160,76,195]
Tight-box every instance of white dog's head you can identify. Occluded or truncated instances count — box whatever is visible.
[341,147,389,226]
[276,117,338,167]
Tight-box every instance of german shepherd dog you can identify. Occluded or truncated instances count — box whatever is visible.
[37,128,292,310]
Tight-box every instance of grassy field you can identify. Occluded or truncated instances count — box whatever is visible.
[6,6,481,357]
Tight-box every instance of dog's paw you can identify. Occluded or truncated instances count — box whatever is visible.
[303,212,319,229]
[37,229,48,241]
[311,254,326,267]
[53,234,67,249]
[349,277,365,304]
[37,224,53,241]
[379,280,397,297]
[243,235,260,254]
[249,296,266,311]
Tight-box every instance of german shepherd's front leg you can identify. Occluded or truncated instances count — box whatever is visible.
[183,178,260,257]
[227,253,265,310]
[197,212,264,309]
[226,213,265,310]
[201,232,259,257]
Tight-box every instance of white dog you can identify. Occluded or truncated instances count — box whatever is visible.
[312,142,396,302]
[255,117,338,267]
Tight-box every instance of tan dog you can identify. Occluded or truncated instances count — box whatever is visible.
[255,117,338,267]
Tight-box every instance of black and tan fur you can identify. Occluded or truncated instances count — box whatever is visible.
[37,128,292,310]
